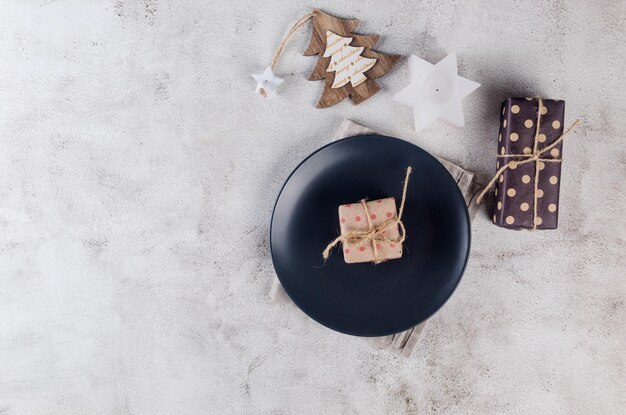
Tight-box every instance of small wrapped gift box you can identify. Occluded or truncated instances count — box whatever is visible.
[322,167,412,263]
[493,97,566,229]
[338,198,403,263]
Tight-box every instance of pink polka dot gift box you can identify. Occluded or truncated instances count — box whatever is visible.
[338,198,403,263]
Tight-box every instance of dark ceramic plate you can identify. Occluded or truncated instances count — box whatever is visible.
[270,135,470,336]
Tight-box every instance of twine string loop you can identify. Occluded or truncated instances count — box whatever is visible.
[256,13,314,97]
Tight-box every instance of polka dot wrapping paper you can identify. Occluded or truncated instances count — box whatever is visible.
[338,198,403,263]
[494,97,565,229]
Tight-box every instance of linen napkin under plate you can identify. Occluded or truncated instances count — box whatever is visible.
[269,119,482,357]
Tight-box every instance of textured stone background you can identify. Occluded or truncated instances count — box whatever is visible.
[0,1,625,414]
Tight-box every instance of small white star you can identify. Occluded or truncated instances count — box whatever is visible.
[393,53,480,131]
[252,66,284,98]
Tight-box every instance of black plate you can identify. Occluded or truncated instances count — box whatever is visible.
[270,135,471,336]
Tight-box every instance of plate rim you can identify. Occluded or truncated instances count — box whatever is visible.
[270,134,472,337]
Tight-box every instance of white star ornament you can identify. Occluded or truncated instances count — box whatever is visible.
[252,66,284,98]
[393,53,480,131]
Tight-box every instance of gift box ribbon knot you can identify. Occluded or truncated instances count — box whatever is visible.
[477,98,580,230]
[322,166,413,263]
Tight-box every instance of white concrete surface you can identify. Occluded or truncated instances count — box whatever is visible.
[0,1,624,414]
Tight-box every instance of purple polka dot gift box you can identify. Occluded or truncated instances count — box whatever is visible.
[493,97,567,230]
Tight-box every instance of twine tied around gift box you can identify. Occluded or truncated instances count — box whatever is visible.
[476,98,581,229]
[322,166,412,264]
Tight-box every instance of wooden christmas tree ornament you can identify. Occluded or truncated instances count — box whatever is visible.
[253,9,400,108]
[304,9,400,108]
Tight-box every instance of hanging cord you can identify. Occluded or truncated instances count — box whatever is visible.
[257,13,313,97]
[270,12,314,70]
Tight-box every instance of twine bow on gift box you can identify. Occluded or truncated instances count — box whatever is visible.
[476,97,581,229]
[322,166,412,263]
